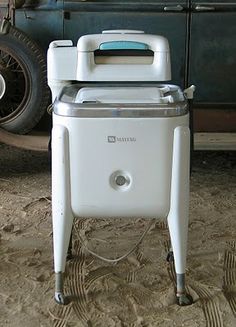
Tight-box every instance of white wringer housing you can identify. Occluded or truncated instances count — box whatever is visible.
[48,30,195,306]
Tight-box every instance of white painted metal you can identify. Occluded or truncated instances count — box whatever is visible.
[75,87,174,104]
[47,30,171,101]
[49,30,192,305]
[53,113,189,220]
[76,32,171,81]
[167,126,190,274]
[51,125,74,273]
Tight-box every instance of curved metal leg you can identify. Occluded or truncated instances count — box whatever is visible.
[167,126,193,306]
[52,125,73,305]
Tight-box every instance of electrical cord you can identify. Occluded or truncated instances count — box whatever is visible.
[77,218,156,263]
[77,218,155,263]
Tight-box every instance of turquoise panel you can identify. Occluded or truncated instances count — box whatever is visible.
[100,41,149,50]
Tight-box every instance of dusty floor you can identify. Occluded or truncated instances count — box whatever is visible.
[0,144,235,327]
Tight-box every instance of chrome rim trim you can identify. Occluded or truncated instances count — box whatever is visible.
[53,101,188,118]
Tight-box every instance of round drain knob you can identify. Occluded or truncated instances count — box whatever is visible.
[115,175,127,186]
[110,170,132,191]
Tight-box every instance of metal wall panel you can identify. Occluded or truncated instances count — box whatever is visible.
[191,1,236,5]
[15,9,63,51]
[189,12,236,104]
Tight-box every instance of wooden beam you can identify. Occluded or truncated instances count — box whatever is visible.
[194,133,236,151]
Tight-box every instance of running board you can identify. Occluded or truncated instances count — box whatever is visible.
[0,128,49,152]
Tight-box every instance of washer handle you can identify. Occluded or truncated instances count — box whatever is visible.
[194,5,215,12]
[164,5,184,11]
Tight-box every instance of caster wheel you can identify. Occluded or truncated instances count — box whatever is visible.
[55,292,70,305]
[177,293,193,306]
[166,251,174,263]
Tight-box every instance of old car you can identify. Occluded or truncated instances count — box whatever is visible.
[0,0,235,149]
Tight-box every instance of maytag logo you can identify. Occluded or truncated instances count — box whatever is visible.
[108,136,136,143]
[108,136,116,143]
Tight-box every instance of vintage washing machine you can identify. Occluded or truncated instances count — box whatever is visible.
[47,30,195,306]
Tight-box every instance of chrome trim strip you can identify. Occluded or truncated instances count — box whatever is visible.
[53,101,188,118]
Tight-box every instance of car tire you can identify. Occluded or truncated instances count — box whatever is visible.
[0,21,50,134]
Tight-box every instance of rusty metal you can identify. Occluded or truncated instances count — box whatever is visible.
[193,108,236,133]
[2,0,15,24]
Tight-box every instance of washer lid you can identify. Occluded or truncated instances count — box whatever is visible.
[53,84,188,118]
[76,87,175,104]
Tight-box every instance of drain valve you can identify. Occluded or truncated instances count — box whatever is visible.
[110,171,131,191]
[115,175,127,186]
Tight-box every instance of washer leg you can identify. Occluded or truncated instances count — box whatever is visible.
[167,126,193,306]
[52,124,73,305]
